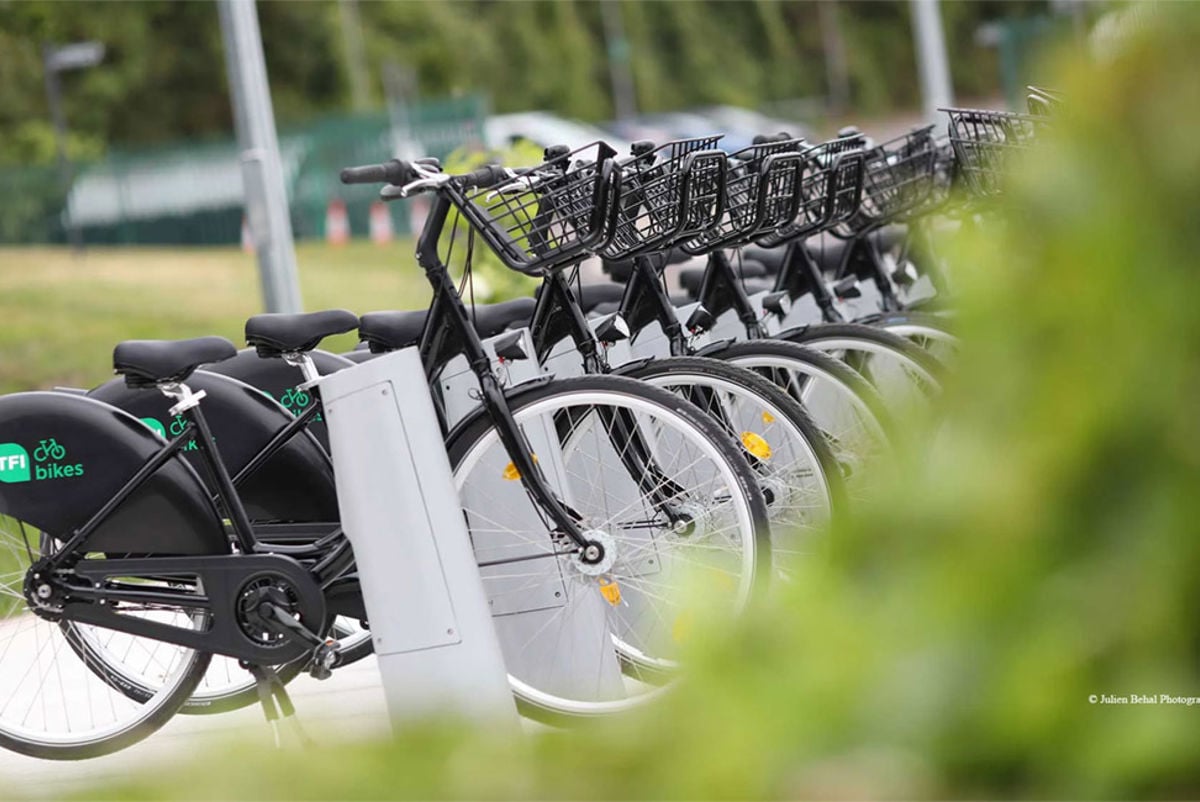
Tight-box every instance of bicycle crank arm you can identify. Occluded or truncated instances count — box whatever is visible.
[57,554,326,665]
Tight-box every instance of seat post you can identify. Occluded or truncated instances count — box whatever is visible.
[159,381,258,553]
[282,352,321,385]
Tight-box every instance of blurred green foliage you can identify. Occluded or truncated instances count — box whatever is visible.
[42,4,1200,800]
[0,0,1052,166]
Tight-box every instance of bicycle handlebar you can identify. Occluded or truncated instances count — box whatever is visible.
[339,159,416,186]
[450,163,510,190]
[341,158,510,197]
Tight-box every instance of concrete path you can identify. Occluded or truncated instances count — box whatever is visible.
[0,657,391,798]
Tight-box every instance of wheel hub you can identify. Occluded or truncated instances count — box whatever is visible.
[572,530,617,577]
[668,502,707,540]
[23,561,65,619]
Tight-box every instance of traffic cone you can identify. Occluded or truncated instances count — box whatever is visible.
[240,216,254,253]
[326,198,350,246]
[409,195,430,238]
[369,201,394,245]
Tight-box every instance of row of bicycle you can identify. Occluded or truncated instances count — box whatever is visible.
[0,99,1046,759]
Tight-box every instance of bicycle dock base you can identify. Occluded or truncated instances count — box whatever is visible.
[318,347,518,728]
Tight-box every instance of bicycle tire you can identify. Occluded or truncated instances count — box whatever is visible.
[446,374,770,723]
[859,311,959,361]
[777,322,946,403]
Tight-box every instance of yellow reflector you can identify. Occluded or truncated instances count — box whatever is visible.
[672,610,694,644]
[599,577,622,606]
[741,431,772,460]
[761,410,775,424]
[711,568,736,592]
[501,454,537,480]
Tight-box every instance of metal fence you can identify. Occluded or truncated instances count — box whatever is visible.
[0,94,487,246]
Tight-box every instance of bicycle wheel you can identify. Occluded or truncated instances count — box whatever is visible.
[867,312,959,364]
[620,356,840,565]
[0,516,211,760]
[447,375,769,721]
[779,322,946,413]
[705,339,893,480]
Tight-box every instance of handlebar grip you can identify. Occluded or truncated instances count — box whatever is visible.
[451,163,509,191]
[630,140,656,157]
[339,159,415,186]
[753,131,793,145]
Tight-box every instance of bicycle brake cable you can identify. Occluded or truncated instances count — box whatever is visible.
[465,225,477,326]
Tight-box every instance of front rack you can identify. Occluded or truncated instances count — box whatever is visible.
[681,139,806,255]
[943,108,1046,199]
[450,141,619,275]
[602,136,728,260]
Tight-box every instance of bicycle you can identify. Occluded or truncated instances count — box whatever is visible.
[0,335,348,758]
[334,148,776,717]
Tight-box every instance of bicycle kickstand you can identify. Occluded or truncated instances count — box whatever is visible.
[244,662,315,750]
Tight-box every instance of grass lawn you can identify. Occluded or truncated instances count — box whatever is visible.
[0,241,429,393]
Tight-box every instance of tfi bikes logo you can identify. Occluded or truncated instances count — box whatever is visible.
[140,415,203,450]
[0,438,85,484]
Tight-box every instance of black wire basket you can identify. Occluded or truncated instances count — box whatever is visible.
[1025,85,1063,116]
[601,137,728,260]
[844,125,939,234]
[900,134,958,219]
[754,135,866,248]
[681,139,806,254]
[944,108,1046,199]
[449,141,620,275]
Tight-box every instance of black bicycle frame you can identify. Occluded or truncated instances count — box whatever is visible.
[51,401,258,565]
[414,195,592,551]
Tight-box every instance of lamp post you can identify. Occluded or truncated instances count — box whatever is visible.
[42,40,104,253]
[910,0,955,127]
[600,1,637,122]
[218,0,303,314]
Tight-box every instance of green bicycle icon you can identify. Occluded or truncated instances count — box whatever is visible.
[280,387,312,414]
[33,438,67,463]
[168,415,189,437]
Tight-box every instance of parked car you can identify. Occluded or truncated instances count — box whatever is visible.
[484,111,631,154]
[602,107,812,154]
[603,111,724,150]
[693,105,814,148]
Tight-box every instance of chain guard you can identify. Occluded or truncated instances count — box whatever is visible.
[56,554,326,665]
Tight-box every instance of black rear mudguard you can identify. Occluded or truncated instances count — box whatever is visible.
[204,348,354,452]
[0,392,226,555]
[89,371,338,524]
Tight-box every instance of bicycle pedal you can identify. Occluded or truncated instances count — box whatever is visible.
[308,638,341,680]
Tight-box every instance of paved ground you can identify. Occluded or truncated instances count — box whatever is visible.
[0,658,392,798]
